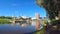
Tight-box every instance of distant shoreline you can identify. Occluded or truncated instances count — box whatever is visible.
[0,17,12,24]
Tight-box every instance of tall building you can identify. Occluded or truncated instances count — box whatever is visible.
[35,13,40,20]
[35,13,40,30]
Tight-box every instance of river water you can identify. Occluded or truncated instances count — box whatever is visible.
[0,24,36,34]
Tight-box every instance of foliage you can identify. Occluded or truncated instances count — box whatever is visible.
[0,16,12,19]
[42,20,47,26]
[33,28,45,34]
[36,0,60,20]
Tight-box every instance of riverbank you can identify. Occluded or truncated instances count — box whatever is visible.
[33,28,45,34]
[0,18,11,24]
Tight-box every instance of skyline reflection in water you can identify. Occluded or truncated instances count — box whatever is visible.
[0,24,36,34]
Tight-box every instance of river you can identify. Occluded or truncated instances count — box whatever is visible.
[0,24,36,34]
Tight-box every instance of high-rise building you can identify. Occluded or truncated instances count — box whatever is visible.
[35,13,40,30]
[35,13,40,20]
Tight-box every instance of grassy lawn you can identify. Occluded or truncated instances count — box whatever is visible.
[0,18,11,24]
[33,28,45,34]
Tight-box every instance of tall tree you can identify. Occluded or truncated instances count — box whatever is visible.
[36,0,60,20]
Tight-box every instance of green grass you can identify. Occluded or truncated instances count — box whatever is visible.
[33,28,45,34]
[0,18,11,24]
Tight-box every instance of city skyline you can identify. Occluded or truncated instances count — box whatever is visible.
[0,0,46,17]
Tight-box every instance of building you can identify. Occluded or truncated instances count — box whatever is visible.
[35,13,40,20]
[31,13,41,30]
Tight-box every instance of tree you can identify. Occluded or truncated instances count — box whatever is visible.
[36,0,60,20]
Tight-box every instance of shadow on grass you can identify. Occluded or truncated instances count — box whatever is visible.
[33,28,45,34]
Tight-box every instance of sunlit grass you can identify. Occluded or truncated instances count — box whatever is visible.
[0,18,11,24]
[33,28,45,34]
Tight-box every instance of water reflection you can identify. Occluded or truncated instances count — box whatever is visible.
[0,24,36,34]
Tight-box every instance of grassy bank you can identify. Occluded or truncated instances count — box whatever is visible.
[0,18,11,24]
[33,28,45,34]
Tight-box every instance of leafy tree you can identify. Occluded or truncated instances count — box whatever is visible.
[0,16,5,19]
[36,0,60,20]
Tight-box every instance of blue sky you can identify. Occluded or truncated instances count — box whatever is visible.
[0,0,46,17]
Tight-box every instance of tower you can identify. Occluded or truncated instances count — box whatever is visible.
[35,13,40,30]
[35,13,40,20]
